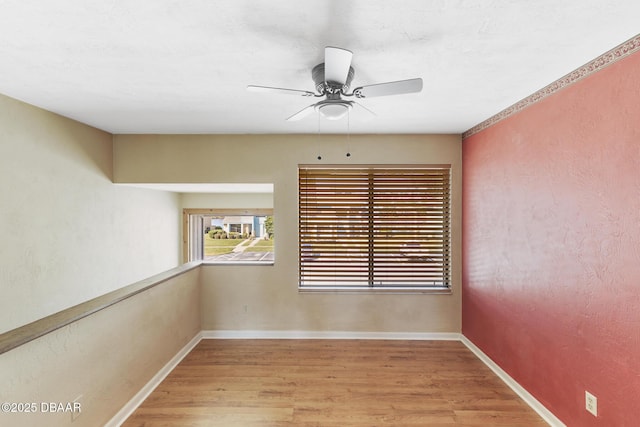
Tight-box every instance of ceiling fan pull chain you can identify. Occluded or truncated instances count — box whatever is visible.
[316,112,322,161]
[346,110,351,158]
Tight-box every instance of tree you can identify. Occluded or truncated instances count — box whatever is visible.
[264,216,274,239]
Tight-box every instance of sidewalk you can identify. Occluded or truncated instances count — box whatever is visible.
[231,237,265,253]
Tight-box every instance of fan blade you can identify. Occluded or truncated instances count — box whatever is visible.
[353,78,423,98]
[247,85,315,97]
[286,104,316,121]
[324,46,353,85]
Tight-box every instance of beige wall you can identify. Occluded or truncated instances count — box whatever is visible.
[115,134,462,333]
[0,94,182,333]
[181,192,273,210]
[0,268,201,427]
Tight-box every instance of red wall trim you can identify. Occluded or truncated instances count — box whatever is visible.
[463,33,640,139]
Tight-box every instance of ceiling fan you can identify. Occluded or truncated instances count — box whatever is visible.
[247,46,423,121]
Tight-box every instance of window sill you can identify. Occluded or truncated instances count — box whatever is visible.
[201,261,274,266]
[298,286,452,295]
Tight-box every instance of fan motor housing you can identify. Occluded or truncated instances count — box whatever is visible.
[312,63,355,94]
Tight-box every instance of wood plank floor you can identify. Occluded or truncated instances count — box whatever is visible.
[122,340,547,426]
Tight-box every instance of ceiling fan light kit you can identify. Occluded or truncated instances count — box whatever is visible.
[247,46,423,122]
[316,101,352,120]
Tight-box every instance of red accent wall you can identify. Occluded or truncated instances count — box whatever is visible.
[462,51,640,426]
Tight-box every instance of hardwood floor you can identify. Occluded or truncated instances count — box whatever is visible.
[122,340,547,426]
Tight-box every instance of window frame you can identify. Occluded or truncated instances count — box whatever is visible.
[183,208,274,265]
[298,165,451,293]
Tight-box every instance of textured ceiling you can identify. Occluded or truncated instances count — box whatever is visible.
[0,0,639,134]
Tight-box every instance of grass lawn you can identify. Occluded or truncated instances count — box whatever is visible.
[244,238,274,253]
[204,235,245,255]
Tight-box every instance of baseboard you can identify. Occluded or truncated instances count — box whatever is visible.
[201,329,462,341]
[460,335,566,427]
[105,332,203,427]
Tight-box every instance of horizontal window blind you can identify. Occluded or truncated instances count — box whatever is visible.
[299,165,450,289]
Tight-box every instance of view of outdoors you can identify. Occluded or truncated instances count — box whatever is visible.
[203,215,274,263]
[298,166,450,288]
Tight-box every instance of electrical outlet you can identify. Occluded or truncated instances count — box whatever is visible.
[585,391,597,416]
[72,395,83,421]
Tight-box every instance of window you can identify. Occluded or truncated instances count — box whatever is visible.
[298,165,450,291]
[184,209,274,264]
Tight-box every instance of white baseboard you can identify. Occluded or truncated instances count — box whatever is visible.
[201,329,462,341]
[105,332,203,427]
[460,335,566,427]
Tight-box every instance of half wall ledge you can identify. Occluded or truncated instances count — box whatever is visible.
[0,261,202,355]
